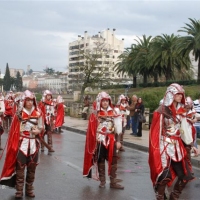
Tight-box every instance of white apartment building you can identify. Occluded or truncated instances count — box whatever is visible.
[68,29,131,90]
[37,77,62,94]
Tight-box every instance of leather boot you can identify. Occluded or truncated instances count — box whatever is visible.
[119,133,125,152]
[15,163,25,199]
[98,162,106,188]
[47,131,55,152]
[155,179,169,200]
[25,163,37,198]
[185,146,192,170]
[41,144,44,152]
[58,127,63,133]
[110,164,124,189]
[169,179,188,200]
[8,116,12,131]
[82,113,87,120]
[40,134,45,152]
[115,178,123,182]
[47,131,53,148]
[119,141,125,152]
[3,117,8,130]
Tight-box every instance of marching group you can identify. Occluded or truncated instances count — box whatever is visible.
[83,83,200,200]
[0,90,65,199]
[0,83,200,199]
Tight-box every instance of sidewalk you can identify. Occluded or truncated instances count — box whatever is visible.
[62,116,200,169]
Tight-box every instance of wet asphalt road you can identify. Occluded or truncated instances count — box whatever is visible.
[0,130,200,200]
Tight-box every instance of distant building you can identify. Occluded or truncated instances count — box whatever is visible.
[37,73,68,94]
[68,29,131,90]
[22,75,38,89]
[9,68,24,77]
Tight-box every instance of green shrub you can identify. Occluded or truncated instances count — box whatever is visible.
[35,93,42,102]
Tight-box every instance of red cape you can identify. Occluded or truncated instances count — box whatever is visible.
[38,101,45,116]
[0,115,20,187]
[55,103,65,128]
[83,113,98,177]
[4,100,14,116]
[148,111,163,187]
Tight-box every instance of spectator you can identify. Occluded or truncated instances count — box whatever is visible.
[129,95,138,135]
[114,94,130,151]
[83,91,124,189]
[126,95,131,130]
[135,97,145,137]
[81,95,90,120]
[193,94,200,148]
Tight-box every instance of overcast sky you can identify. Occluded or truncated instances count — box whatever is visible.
[0,0,199,73]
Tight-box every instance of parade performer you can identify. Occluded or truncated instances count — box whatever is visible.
[38,90,55,152]
[0,90,44,199]
[4,91,14,131]
[149,83,194,200]
[0,92,5,150]
[114,94,130,151]
[54,95,65,133]
[183,97,199,161]
[13,92,23,114]
[83,91,124,189]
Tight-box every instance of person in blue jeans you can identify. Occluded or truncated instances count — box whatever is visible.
[193,96,200,149]
[129,95,138,135]
[135,97,145,137]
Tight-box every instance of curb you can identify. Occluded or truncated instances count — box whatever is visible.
[62,125,200,169]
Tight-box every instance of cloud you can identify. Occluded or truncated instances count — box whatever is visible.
[0,0,199,72]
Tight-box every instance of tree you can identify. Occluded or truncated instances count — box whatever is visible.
[3,63,11,91]
[15,71,23,91]
[114,48,137,87]
[115,35,153,87]
[43,67,55,75]
[10,77,16,91]
[29,69,33,75]
[149,34,191,81]
[131,35,152,85]
[178,18,200,83]
[55,71,63,76]
[78,39,112,94]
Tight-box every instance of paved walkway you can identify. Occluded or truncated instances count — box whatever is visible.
[62,116,200,168]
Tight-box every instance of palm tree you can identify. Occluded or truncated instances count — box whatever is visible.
[149,34,190,81]
[114,47,137,87]
[115,35,153,87]
[178,18,200,83]
[131,35,152,85]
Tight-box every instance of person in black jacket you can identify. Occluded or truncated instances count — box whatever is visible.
[134,97,144,137]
